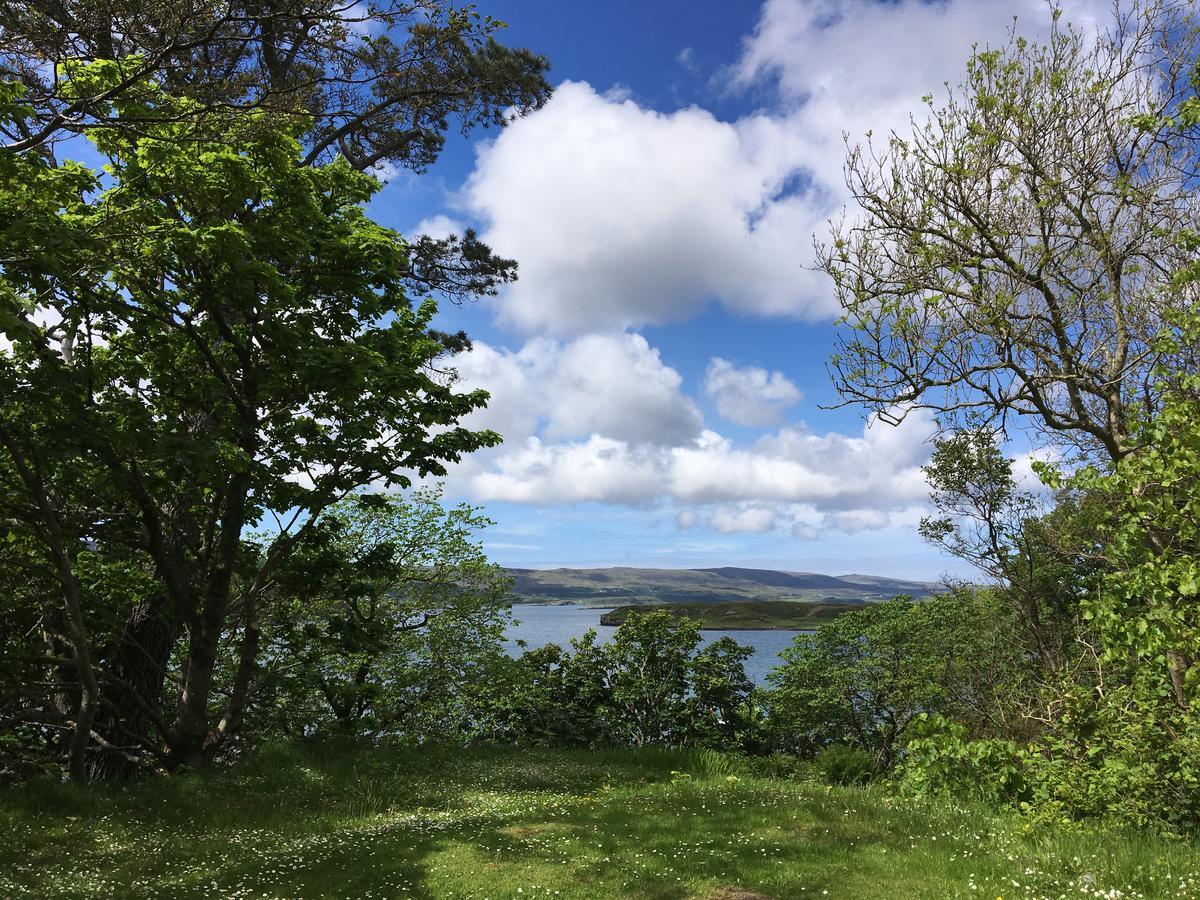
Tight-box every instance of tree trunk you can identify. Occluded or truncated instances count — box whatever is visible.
[88,596,180,780]
[1168,649,1192,711]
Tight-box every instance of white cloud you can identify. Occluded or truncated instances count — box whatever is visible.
[470,435,665,505]
[458,2,1108,339]
[426,1,1121,545]
[732,0,1107,191]
[791,522,820,541]
[464,81,832,335]
[412,214,464,240]
[709,506,777,534]
[823,509,889,534]
[541,334,703,445]
[704,357,802,426]
[676,46,699,73]
[668,409,933,509]
[452,333,702,448]
[1010,445,1066,495]
[457,404,935,525]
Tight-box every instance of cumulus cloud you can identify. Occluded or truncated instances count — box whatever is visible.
[709,506,777,534]
[675,509,700,530]
[464,81,832,335]
[411,214,465,239]
[452,333,702,447]
[457,2,1109,339]
[823,509,890,534]
[427,1,1118,542]
[704,357,802,427]
[733,0,1107,190]
[455,398,935,527]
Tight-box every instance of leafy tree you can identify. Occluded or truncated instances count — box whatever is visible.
[820,0,1200,463]
[684,637,756,751]
[2,3,551,327]
[479,611,756,751]
[607,612,705,748]
[1066,338,1200,708]
[0,1,551,170]
[482,636,613,749]
[770,593,1025,769]
[0,71,499,777]
[255,487,511,741]
[920,432,1082,674]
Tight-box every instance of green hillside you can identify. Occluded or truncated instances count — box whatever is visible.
[506,566,936,606]
[598,599,866,629]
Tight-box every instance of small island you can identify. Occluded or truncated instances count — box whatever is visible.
[599,599,868,630]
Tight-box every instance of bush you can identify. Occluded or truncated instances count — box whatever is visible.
[815,745,877,785]
[746,753,816,781]
[476,612,757,751]
[1017,677,1200,833]
[768,591,1025,768]
[896,715,1027,807]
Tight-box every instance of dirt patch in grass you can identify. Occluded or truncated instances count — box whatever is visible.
[702,887,774,900]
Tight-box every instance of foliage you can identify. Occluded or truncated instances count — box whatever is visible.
[480,611,757,751]
[813,744,878,786]
[821,0,1200,463]
[1069,362,1200,707]
[921,431,1085,678]
[1017,674,1200,833]
[0,1,552,174]
[248,487,511,742]
[0,65,502,776]
[769,591,1025,768]
[818,0,1200,833]
[897,714,1027,807]
[999,329,1200,829]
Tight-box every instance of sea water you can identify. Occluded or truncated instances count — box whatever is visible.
[504,604,811,687]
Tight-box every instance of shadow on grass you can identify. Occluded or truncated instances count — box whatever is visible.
[4,741,1196,899]
[0,740,708,899]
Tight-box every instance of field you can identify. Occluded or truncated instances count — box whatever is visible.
[3,742,1200,899]
[599,600,865,630]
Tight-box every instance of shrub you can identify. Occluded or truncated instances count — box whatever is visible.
[1017,676,1200,833]
[896,714,1027,807]
[815,745,877,785]
[746,753,816,781]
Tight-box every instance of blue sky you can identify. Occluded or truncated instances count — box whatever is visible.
[366,0,1106,581]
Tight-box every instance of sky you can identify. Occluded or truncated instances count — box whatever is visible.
[367,0,1108,581]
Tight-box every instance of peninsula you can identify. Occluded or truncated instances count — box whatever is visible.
[598,599,868,630]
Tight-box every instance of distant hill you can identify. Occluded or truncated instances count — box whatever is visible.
[505,566,939,606]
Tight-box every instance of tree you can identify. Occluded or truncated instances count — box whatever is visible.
[919,432,1083,674]
[0,1,551,171]
[476,612,756,751]
[770,593,1025,769]
[256,488,511,741]
[1068,333,1200,708]
[820,0,1200,464]
[0,70,500,777]
[1,2,551,364]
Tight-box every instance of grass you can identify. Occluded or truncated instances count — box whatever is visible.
[2,741,1199,898]
[598,600,865,630]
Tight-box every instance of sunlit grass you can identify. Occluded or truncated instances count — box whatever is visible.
[1,741,1198,898]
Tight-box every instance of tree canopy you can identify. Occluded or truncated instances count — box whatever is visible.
[0,64,502,778]
[822,0,1200,463]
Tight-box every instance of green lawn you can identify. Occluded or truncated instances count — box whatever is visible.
[2,742,1198,899]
